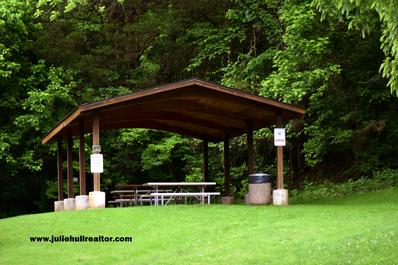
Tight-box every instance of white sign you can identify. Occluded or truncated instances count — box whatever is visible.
[274,128,286,146]
[90,154,103,173]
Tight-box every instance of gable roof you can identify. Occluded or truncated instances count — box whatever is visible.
[42,78,305,143]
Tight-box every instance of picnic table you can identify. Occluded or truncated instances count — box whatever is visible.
[143,182,220,206]
[109,184,158,206]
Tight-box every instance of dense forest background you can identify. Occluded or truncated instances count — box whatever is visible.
[1,0,398,217]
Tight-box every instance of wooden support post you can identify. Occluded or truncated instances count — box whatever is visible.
[57,140,64,201]
[92,114,100,191]
[276,115,283,189]
[224,131,231,196]
[79,120,86,195]
[247,122,254,175]
[67,131,74,198]
[203,140,209,182]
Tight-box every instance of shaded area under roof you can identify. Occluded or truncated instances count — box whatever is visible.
[42,78,305,144]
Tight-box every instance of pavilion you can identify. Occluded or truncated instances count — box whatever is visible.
[42,78,305,209]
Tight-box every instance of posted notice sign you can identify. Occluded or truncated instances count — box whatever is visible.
[274,128,286,146]
[90,154,103,173]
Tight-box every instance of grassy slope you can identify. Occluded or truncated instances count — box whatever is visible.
[0,189,397,265]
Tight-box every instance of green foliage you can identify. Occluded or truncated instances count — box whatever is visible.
[141,134,185,172]
[291,169,398,202]
[99,130,203,187]
[45,179,79,201]
[230,164,249,200]
[184,167,203,182]
[313,0,398,96]
[261,1,341,103]
[187,24,244,73]
[0,0,83,216]
[0,0,39,78]
[15,62,77,132]
[140,134,204,182]
[0,60,78,216]
[373,168,398,187]
[303,125,352,168]
[187,0,282,91]
[1,0,398,218]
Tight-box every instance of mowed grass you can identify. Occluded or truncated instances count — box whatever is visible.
[1,189,397,265]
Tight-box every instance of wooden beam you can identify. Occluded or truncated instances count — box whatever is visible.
[224,131,231,196]
[73,78,305,116]
[79,120,86,195]
[41,108,82,144]
[82,79,200,112]
[57,140,64,201]
[67,131,74,198]
[99,120,221,142]
[276,115,283,189]
[42,79,305,145]
[99,110,244,133]
[203,140,209,182]
[191,79,306,115]
[92,113,100,191]
[247,122,254,175]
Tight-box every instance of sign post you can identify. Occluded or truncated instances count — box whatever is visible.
[89,113,105,209]
[273,124,288,205]
[274,127,285,189]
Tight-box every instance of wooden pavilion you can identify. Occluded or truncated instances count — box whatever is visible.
[42,78,305,207]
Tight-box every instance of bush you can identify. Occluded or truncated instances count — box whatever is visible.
[290,168,398,203]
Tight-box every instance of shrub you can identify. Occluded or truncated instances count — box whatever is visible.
[290,168,398,203]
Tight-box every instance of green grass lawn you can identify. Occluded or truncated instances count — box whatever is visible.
[1,189,397,265]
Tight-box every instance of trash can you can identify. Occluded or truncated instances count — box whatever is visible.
[248,173,272,205]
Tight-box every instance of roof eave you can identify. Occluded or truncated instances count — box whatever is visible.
[41,78,305,144]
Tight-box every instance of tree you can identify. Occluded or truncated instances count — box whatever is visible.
[2,0,398,217]
[313,0,398,96]
[186,0,398,181]
[0,0,79,216]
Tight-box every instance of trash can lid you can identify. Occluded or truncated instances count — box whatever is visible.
[249,173,272,183]
[249,173,270,177]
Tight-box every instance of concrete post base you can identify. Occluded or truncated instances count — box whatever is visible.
[89,191,106,208]
[64,198,76,210]
[221,196,234,204]
[75,195,89,210]
[54,200,64,211]
[273,189,288,205]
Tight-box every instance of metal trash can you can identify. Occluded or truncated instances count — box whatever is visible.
[248,173,272,205]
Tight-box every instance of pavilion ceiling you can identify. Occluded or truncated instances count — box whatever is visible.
[42,78,305,143]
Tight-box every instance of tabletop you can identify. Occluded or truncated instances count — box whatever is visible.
[144,182,216,186]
